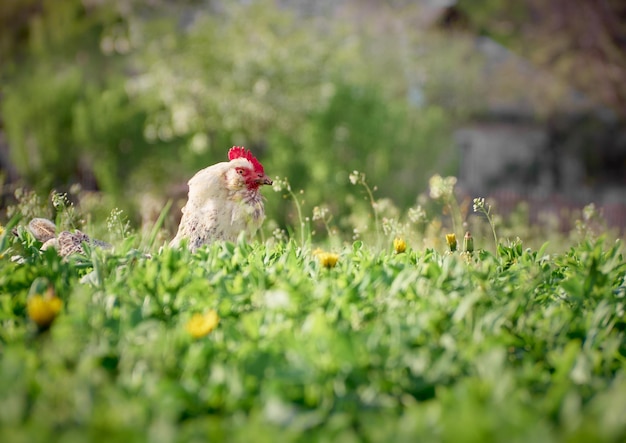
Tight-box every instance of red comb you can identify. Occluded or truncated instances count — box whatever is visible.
[228,146,264,174]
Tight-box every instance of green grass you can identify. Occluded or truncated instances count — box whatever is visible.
[0,224,625,442]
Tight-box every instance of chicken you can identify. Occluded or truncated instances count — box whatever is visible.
[170,146,273,251]
[27,217,111,257]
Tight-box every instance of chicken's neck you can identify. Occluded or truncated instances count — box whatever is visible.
[229,188,262,205]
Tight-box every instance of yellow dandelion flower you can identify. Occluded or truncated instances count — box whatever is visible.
[445,233,457,252]
[393,238,407,254]
[186,310,220,339]
[27,290,63,329]
[318,252,339,269]
[0,224,4,236]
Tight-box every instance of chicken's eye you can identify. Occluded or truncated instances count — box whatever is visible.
[236,168,244,175]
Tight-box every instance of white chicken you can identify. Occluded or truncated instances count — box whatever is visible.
[170,146,272,251]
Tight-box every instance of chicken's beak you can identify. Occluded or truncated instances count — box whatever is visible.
[257,175,273,186]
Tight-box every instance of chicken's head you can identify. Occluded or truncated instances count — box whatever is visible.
[225,146,272,192]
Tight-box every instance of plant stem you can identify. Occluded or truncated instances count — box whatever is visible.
[447,201,458,238]
[288,187,306,247]
[485,209,498,250]
[361,180,380,248]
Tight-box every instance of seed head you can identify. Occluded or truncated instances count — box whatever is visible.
[463,231,474,253]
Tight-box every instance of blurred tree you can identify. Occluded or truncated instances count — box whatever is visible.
[2,0,126,190]
[456,0,626,119]
[2,0,105,189]
[136,1,459,227]
[1,0,475,234]
[0,0,41,63]
[0,0,198,197]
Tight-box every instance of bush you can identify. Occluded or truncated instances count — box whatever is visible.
[0,211,624,442]
[2,0,481,233]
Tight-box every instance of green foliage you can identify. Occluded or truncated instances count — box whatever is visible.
[455,0,529,46]
[1,0,178,198]
[270,83,451,205]
[2,3,625,439]
[0,223,625,441]
[1,0,473,228]
[2,64,84,189]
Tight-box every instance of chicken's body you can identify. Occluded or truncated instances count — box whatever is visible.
[170,147,272,251]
